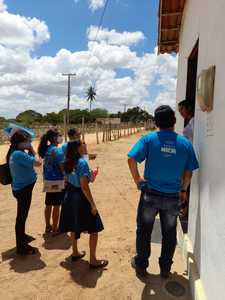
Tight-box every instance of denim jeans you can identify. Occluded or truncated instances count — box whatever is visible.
[135,189,180,271]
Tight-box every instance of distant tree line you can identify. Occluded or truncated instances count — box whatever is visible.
[0,106,154,127]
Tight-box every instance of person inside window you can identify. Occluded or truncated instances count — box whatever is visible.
[178,99,195,142]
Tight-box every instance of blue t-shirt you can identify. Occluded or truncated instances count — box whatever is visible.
[61,143,67,157]
[68,158,91,187]
[9,150,37,191]
[43,145,64,180]
[128,131,199,193]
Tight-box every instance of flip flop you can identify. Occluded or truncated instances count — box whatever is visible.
[71,251,86,261]
[89,260,109,269]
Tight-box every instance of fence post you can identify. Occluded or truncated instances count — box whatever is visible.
[109,122,112,141]
[64,113,67,142]
[96,121,99,144]
[82,117,85,141]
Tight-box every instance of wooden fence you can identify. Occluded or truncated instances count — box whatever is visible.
[0,120,155,145]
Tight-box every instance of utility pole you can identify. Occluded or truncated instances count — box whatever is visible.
[62,73,76,141]
[123,104,127,113]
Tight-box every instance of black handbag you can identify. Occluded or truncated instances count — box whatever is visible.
[0,163,12,185]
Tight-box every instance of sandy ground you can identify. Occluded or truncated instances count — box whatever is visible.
[0,132,191,300]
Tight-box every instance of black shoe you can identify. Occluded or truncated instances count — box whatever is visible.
[160,270,170,279]
[17,245,37,256]
[131,257,147,277]
[24,234,35,244]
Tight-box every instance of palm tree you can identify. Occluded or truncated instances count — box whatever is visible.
[86,86,96,112]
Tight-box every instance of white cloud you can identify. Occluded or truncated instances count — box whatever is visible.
[0,12,50,49]
[0,0,6,12]
[0,6,177,118]
[74,0,105,12]
[88,0,105,12]
[87,26,145,46]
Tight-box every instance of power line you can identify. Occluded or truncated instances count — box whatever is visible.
[86,0,110,86]
[93,0,110,43]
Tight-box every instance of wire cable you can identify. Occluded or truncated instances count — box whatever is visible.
[86,0,110,87]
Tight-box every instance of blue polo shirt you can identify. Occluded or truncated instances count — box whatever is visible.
[128,130,199,193]
[43,145,64,181]
[68,158,91,188]
[9,150,37,191]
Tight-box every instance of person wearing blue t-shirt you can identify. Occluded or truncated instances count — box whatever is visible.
[61,128,97,162]
[38,129,64,234]
[7,130,41,255]
[128,105,199,278]
[59,141,108,269]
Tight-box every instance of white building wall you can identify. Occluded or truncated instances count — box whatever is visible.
[176,0,225,299]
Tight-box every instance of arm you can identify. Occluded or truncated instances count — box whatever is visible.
[81,142,97,160]
[17,151,41,168]
[182,170,192,190]
[128,157,145,186]
[88,153,97,160]
[80,177,97,215]
[28,145,36,156]
[34,159,42,167]
[180,170,193,203]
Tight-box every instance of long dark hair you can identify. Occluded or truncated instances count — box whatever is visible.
[6,130,29,163]
[38,129,59,158]
[64,141,82,174]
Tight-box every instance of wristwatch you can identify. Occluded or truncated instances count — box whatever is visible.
[181,189,187,192]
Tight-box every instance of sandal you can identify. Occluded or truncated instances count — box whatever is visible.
[51,230,61,237]
[89,260,109,269]
[45,225,53,233]
[71,251,86,261]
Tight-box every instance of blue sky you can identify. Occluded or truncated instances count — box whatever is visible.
[6,0,158,57]
[0,0,177,117]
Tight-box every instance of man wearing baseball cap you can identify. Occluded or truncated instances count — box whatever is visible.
[128,105,199,278]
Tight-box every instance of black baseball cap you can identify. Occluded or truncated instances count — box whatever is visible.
[154,105,176,129]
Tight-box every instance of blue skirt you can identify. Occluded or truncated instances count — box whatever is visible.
[59,184,104,239]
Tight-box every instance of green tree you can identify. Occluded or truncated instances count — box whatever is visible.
[43,112,61,125]
[90,108,108,120]
[86,86,96,112]
[16,110,43,126]
[118,107,153,123]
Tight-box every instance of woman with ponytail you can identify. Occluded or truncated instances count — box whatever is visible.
[59,141,108,268]
[38,129,64,234]
[7,130,41,255]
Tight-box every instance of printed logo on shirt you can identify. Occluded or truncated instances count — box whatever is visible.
[161,144,176,155]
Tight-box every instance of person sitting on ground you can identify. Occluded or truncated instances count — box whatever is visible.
[128,105,199,278]
[178,99,195,142]
[7,130,41,255]
[38,129,64,234]
[59,141,108,269]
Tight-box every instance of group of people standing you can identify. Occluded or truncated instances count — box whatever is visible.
[7,127,108,268]
[5,101,198,279]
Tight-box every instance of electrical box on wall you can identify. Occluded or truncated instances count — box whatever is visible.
[197,65,216,112]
